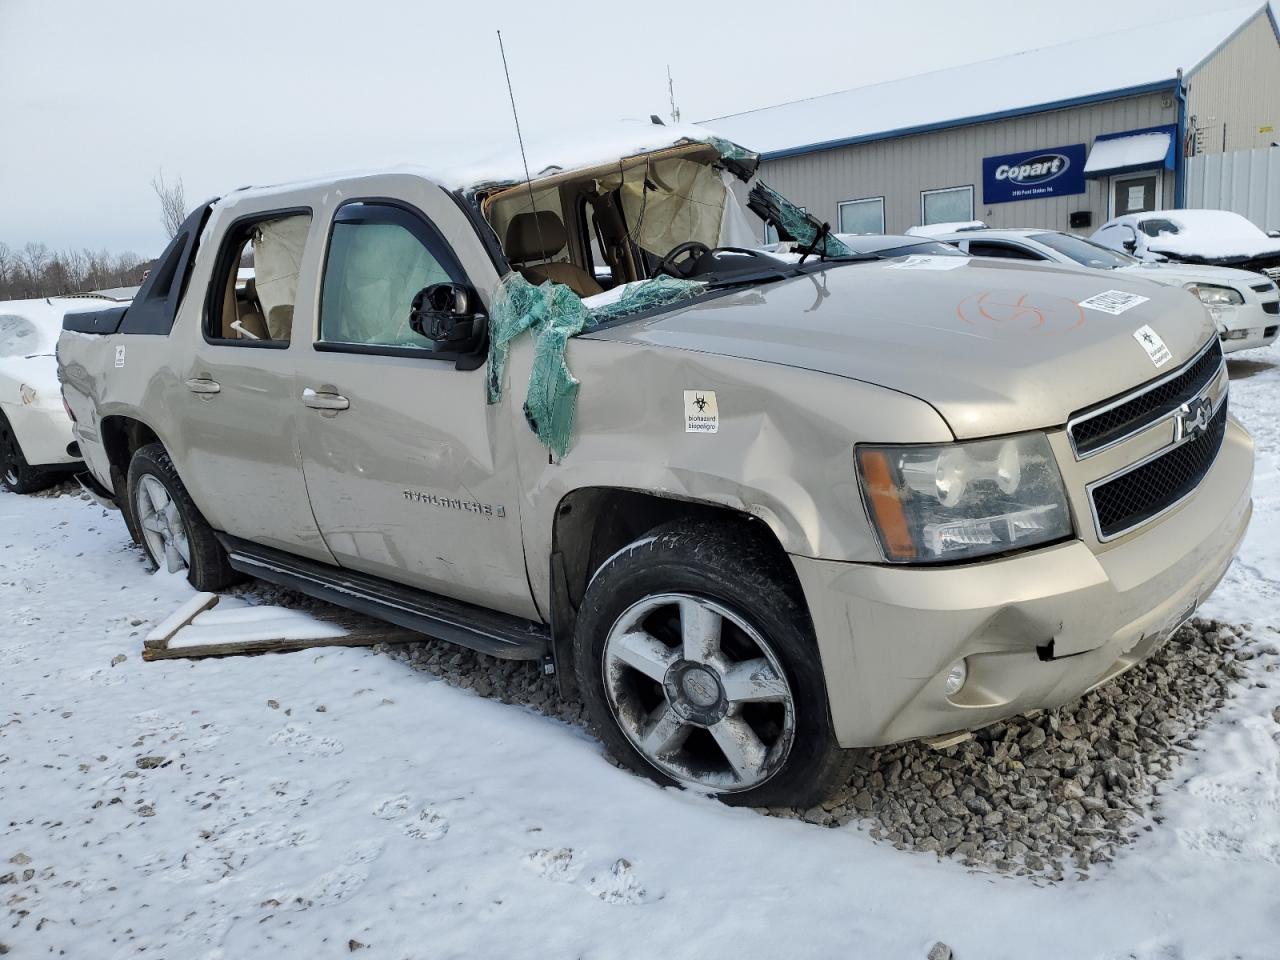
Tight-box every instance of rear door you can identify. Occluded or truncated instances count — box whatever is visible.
[294,188,538,620]
[170,203,335,563]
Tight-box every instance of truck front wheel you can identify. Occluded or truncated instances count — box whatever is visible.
[573,520,854,809]
[126,443,239,590]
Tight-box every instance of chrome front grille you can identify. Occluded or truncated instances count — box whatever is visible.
[1265,266,1280,284]
[1087,399,1228,541]
[1067,338,1223,459]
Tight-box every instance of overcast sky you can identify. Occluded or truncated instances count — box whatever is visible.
[1,0,1273,256]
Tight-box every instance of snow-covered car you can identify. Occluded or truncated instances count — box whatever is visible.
[935,228,1280,353]
[0,294,130,493]
[1091,210,1280,284]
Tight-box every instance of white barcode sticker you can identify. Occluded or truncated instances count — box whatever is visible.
[1079,289,1150,315]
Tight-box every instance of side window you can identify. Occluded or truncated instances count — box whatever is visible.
[1138,219,1177,238]
[320,202,464,349]
[968,241,1042,261]
[205,211,312,345]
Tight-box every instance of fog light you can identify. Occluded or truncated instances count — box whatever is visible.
[943,659,968,696]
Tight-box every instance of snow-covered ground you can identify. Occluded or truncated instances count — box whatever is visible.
[3,353,1280,960]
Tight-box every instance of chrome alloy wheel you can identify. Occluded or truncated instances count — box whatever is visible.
[135,475,191,574]
[602,593,796,793]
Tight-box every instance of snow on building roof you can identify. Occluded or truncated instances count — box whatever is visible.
[701,5,1274,158]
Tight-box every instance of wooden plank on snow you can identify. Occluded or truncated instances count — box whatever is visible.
[141,593,424,661]
[141,625,422,661]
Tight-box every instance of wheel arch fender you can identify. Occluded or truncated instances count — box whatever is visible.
[545,485,802,698]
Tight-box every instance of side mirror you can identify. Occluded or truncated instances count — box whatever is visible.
[1122,238,1137,253]
[410,283,483,352]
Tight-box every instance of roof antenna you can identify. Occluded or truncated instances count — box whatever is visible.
[667,65,681,124]
[497,29,547,264]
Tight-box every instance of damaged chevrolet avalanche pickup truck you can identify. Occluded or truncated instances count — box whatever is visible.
[58,122,1253,808]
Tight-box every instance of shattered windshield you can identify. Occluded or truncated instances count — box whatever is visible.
[480,139,849,301]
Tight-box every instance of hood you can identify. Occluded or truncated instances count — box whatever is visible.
[1117,261,1274,288]
[585,256,1216,439]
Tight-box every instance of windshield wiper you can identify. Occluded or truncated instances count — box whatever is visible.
[705,271,794,289]
[798,222,831,265]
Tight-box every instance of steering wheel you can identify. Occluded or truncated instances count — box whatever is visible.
[656,240,711,279]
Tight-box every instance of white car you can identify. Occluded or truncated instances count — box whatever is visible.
[0,292,133,493]
[1090,210,1280,283]
[934,227,1280,353]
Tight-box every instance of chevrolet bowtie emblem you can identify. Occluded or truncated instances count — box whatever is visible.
[1174,396,1213,442]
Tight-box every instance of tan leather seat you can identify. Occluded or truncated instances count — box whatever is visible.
[504,210,602,299]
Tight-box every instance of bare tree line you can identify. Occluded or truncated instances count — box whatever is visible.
[0,241,148,301]
[151,170,186,240]
[0,171,188,301]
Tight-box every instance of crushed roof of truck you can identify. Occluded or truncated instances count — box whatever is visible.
[444,120,754,193]
[214,121,757,207]
[702,4,1274,158]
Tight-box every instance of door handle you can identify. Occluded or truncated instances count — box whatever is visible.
[302,387,350,411]
[185,377,221,394]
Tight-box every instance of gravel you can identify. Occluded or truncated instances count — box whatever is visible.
[166,552,1267,881]
[370,616,1261,880]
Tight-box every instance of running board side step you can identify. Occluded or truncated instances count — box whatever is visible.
[219,535,549,661]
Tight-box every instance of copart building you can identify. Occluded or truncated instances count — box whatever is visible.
[705,4,1280,236]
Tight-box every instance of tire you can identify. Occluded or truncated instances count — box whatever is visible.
[126,442,240,591]
[573,519,855,809]
[0,412,58,495]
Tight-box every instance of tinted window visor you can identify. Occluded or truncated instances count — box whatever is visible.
[1031,232,1137,269]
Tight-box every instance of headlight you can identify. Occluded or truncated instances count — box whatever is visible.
[1187,283,1244,306]
[856,433,1073,563]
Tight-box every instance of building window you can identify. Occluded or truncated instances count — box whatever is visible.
[837,197,885,235]
[920,186,974,226]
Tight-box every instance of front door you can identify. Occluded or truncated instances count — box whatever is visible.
[294,198,538,620]
[172,207,335,563]
[1111,173,1160,217]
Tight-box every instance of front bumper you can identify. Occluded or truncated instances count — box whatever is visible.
[1212,302,1279,353]
[792,417,1254,748]
[1,400,78,468]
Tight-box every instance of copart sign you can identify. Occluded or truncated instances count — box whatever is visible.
[982,143,1086,204]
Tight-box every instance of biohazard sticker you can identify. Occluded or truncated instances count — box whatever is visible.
[1132,324,1172,368]
[114,346,126,368]
[1079,290,1149,315]
[684,390,719,434]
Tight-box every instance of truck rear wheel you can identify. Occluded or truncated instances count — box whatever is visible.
[127,442,239,590]
[573,519,854,809]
